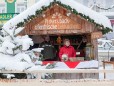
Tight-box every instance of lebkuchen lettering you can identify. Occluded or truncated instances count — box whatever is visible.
[34,12,81,30]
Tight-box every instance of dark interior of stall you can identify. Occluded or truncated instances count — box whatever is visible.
[29,34,88,61]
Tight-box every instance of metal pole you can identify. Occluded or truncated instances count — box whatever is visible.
[108,46,112,61]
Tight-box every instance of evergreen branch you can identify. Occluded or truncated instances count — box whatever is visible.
[2,28,14,40]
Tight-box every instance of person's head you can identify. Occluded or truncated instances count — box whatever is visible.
[34,51,40,57]
[45,35,50,42]
[63,39,70,47]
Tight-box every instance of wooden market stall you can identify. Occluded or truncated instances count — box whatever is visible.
[2,0,112,80]
[19,4,103,61]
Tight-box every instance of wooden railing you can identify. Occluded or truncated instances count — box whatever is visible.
[0,69,114,79]
[0,69,114,73]
[0,69,114,86]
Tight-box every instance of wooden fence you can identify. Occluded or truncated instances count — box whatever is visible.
[0,69,114,86]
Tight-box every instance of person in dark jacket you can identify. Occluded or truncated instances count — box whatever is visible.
[39,36,56,61]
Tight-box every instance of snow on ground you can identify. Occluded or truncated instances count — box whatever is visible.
[3,0,112,29]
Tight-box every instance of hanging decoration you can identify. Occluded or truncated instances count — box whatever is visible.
[96,4,114,10]
[57,36,62,44]
[16,0,112,34]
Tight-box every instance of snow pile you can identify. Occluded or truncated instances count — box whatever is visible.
[15,35,33,51]
[2,74,15,79]
[0,53,49,71]
[3,0,112,29]
[0,53,33,71]
[53,62,70,69]
[27,65,46,71]
[76,60,98,69]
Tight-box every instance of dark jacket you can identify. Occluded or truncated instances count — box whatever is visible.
[39,41,56,60]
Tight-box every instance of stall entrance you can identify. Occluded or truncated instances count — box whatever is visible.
[19,4,103,61]
[31,33,92,61]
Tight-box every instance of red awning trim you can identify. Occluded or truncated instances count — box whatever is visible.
[110,20,114,25]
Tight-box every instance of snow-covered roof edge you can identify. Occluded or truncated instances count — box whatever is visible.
[3,0,112,34]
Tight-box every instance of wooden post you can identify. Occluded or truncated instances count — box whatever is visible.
[102,61,106,79]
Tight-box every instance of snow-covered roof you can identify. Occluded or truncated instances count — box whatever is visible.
[3,0,112,30]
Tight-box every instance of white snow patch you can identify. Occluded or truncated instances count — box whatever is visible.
[53,62,70,69]
[27,65,46,71]
[0,54,33,71]
[76,60,98,69]
[15,27,24,35]
[15,35,33,51]
[100,12,114,16]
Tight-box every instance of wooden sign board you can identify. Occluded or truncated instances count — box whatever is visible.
[91,32,103,39]
[31,29,81,35]
[34,12,82,31]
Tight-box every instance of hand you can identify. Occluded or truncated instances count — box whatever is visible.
[61,54,69,61]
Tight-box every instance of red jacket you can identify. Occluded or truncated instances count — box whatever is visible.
[59,46,76,60]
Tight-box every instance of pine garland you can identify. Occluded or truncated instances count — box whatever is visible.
[16,0,112,34]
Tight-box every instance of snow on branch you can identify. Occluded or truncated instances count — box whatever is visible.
[0,26,33,56]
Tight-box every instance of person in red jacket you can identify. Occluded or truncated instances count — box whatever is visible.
[59,39,76,61]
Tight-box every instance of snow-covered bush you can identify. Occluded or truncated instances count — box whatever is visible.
[0,26,34,79]
[0,26,34,69]
[0,26,56,79]
[0,27,33,56]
